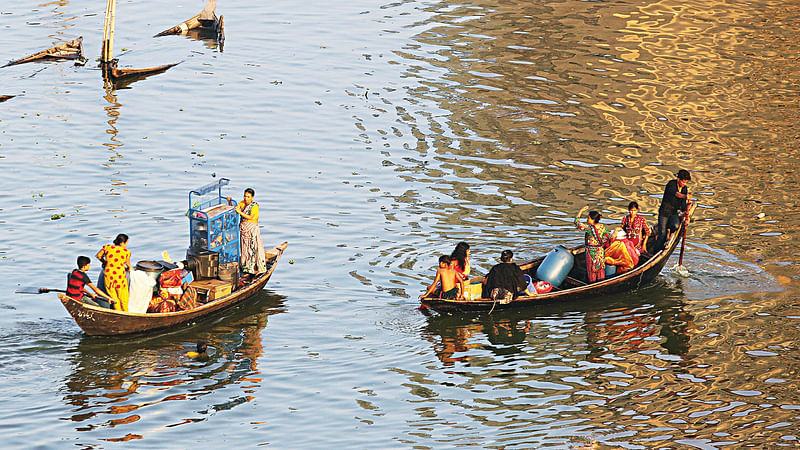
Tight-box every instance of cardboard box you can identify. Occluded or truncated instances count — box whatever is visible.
[190,279,232,302]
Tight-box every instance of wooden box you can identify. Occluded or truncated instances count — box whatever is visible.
[190,279,232,302]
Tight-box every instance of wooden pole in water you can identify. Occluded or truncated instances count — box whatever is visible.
[101,0,117,63]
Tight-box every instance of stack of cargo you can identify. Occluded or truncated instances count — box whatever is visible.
[185,178,240,302]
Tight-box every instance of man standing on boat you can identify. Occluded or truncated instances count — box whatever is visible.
[655,169,692,252]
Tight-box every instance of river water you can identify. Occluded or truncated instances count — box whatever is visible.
[1,0,798,447]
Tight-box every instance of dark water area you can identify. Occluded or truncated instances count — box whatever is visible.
[1,0,798,447]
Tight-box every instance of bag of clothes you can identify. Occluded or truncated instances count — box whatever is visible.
[146,269,198,313]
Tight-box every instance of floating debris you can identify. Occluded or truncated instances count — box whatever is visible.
[2,37,85,68]
[155,0,225,46]
[101,0,179,85]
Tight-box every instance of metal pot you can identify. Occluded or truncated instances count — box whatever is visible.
[135,260,164,282]
[185,248,219,279]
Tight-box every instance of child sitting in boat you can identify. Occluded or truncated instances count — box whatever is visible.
[66,256,116,307]
[420,255,464,299]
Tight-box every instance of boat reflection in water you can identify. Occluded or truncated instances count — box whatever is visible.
[414,284,694,446]
[421,281,692,367]
[60,291,285,440]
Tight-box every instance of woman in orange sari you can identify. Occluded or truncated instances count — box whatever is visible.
[604,230,637,273]
[95,233,131,311]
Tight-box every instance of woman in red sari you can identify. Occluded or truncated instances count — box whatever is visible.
[621,201,650,252]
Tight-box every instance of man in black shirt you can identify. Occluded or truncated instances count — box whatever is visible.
[482,250,534,300]
[655,169,692,251]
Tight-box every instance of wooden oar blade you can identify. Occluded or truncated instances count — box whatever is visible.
[15,287,66,294]
[16,287,46,294]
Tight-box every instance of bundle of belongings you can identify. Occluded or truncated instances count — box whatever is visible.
[146,269,198,313]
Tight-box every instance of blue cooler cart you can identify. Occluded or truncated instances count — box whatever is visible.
[188,179,240,264]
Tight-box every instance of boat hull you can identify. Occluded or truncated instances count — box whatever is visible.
[59,242,287,336]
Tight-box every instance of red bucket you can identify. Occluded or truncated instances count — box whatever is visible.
[534,280,553,294]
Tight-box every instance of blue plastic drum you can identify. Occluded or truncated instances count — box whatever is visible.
[605,264,617,278]
[536,246,575,287]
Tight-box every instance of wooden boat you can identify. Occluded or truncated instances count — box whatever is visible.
[421,204,696,312]
[2,37,84,68]
[154,0,224,44]
[58,242,288,336]
[0,95,14,103]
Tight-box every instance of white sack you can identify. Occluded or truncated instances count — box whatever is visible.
[129,270,156,313]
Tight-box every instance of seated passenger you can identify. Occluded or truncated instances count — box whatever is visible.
[66,256,116,307]
[420,255,464,299]
[482,250,534,301]
[450,242,471,281]
[604,230,637,273]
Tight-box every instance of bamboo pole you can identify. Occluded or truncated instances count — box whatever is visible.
[101,0,116,63]
[109,0,117,59]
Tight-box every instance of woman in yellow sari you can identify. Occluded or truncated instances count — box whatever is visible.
[96,233,131,311]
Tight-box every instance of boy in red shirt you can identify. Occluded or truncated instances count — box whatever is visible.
[66,256,115,307]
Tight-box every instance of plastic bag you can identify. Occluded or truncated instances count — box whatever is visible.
[129,270,156,313]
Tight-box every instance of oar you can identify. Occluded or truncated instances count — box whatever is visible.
[673,202,692,277]
[16,287,67,294]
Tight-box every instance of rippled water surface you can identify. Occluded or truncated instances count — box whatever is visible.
[1,0,799,447]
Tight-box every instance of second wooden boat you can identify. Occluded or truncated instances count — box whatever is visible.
[421,204,696,312]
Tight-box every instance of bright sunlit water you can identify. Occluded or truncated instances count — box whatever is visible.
[1,0,798,447]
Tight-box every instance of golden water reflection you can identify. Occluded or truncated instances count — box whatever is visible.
[61,293,285,441]
[414,288,799,446]
[370,0,799,287]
